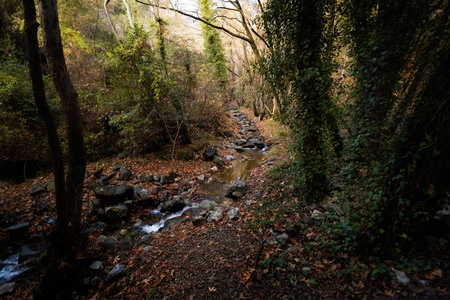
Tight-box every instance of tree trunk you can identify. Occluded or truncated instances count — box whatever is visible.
[38,0,87,234]
[23,0,67,236]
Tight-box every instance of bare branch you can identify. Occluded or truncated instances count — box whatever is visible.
[135,0,252,43]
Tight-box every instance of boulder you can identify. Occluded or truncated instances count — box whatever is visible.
[203,147,217,161]
[225,181,248,200]
[30,183,46,196]
[117,166,132,181]
[160,199,186,213]
[94,184,134,205]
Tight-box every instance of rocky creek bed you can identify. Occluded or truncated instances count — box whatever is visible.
[0,107,278,298]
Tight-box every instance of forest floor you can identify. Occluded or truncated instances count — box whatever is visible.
[1,108,449,299]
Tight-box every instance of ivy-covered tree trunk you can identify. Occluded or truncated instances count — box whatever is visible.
[263,0,334,202]
[199,0,228,87]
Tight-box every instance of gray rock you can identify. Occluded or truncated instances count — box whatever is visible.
[136,188,150,200]
[197,174,205,181]
[160,199,186,213]
[89,261,104,272]
[30,183,46,196]
[311,210,324,220]
[92,198,102,208]
[94,185,134,205]
[225,181,248,200]
[235,139,247,146]
[106,264,125,282]
[96,236,119,249]
[99,172,116,186]
[104,205,129,221]
[200,200,218,210]
[46,180,55,191]
[117,166,132,181]
[151,186,159,195]
[227,207,241,220]
[83,276,101,287]
[203,147,217,161]
[7,223,29,235]
[225,156,235,161]
[124,200,133,209]
[213,156,225,166]
[287,246,299,254]
[396,271,410,285]
[210,166,219,172]
[19,244,41,263]
[160,175,166,185]
[0,282,15,296]
[112,164,121,171]
[144,175,153,183]
[153,173,160,182]
[209,210,223,222]
[120,236,133,250]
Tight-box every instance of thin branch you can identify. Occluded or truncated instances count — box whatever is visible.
[135,0,252,43]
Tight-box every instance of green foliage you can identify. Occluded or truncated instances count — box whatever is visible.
[0,38,59,161]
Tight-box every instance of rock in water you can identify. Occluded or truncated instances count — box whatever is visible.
[203,147,217,161]
[225,181,248,200]
[160,199,186,213]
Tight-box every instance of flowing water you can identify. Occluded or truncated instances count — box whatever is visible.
[0,253,27,285]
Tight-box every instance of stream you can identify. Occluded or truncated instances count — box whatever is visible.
[141,109,267,234]
[0,109,267,289]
